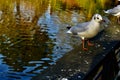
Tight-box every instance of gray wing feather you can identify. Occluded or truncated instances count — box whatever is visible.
[70,22,89,35]
[110,5,120,14]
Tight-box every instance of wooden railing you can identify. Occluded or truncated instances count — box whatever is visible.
[69,41,120,80]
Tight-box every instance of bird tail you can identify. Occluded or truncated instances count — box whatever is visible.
[66,25,72,30]
[103,10,108,13]
[103,10,110,14]
[66,30,72,34]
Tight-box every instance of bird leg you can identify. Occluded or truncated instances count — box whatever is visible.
[82,40,88,51]
[87,40,94,46]
[118,17,120,24]
[117,17,119,23]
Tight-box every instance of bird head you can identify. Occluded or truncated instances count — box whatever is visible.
[92,14,103,23]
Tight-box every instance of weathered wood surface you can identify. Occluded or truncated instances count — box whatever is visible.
[32,28,120,80]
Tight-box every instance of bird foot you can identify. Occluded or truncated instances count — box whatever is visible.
[87,41,94,46]
[83,48,88,51]
[118,21,120,24]
[88,43,94,46]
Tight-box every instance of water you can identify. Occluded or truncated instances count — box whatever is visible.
[0,0,120,80]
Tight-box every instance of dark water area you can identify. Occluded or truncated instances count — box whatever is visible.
[0,0,120,80]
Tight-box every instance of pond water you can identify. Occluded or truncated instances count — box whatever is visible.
[0,0,120,80]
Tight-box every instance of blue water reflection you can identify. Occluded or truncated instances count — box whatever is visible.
[0,1,73,80]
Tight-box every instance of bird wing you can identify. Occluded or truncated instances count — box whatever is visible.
[110,5,120,14]
[70,22,89,35]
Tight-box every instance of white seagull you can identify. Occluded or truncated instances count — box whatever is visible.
[67,14,103,50]
[104,5,120,23]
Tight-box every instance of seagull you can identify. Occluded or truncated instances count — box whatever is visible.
[67,14,103,51]
[104,5,120,23]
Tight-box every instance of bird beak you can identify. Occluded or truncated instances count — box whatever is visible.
[100,19,105,23]
[102,19,105,22]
